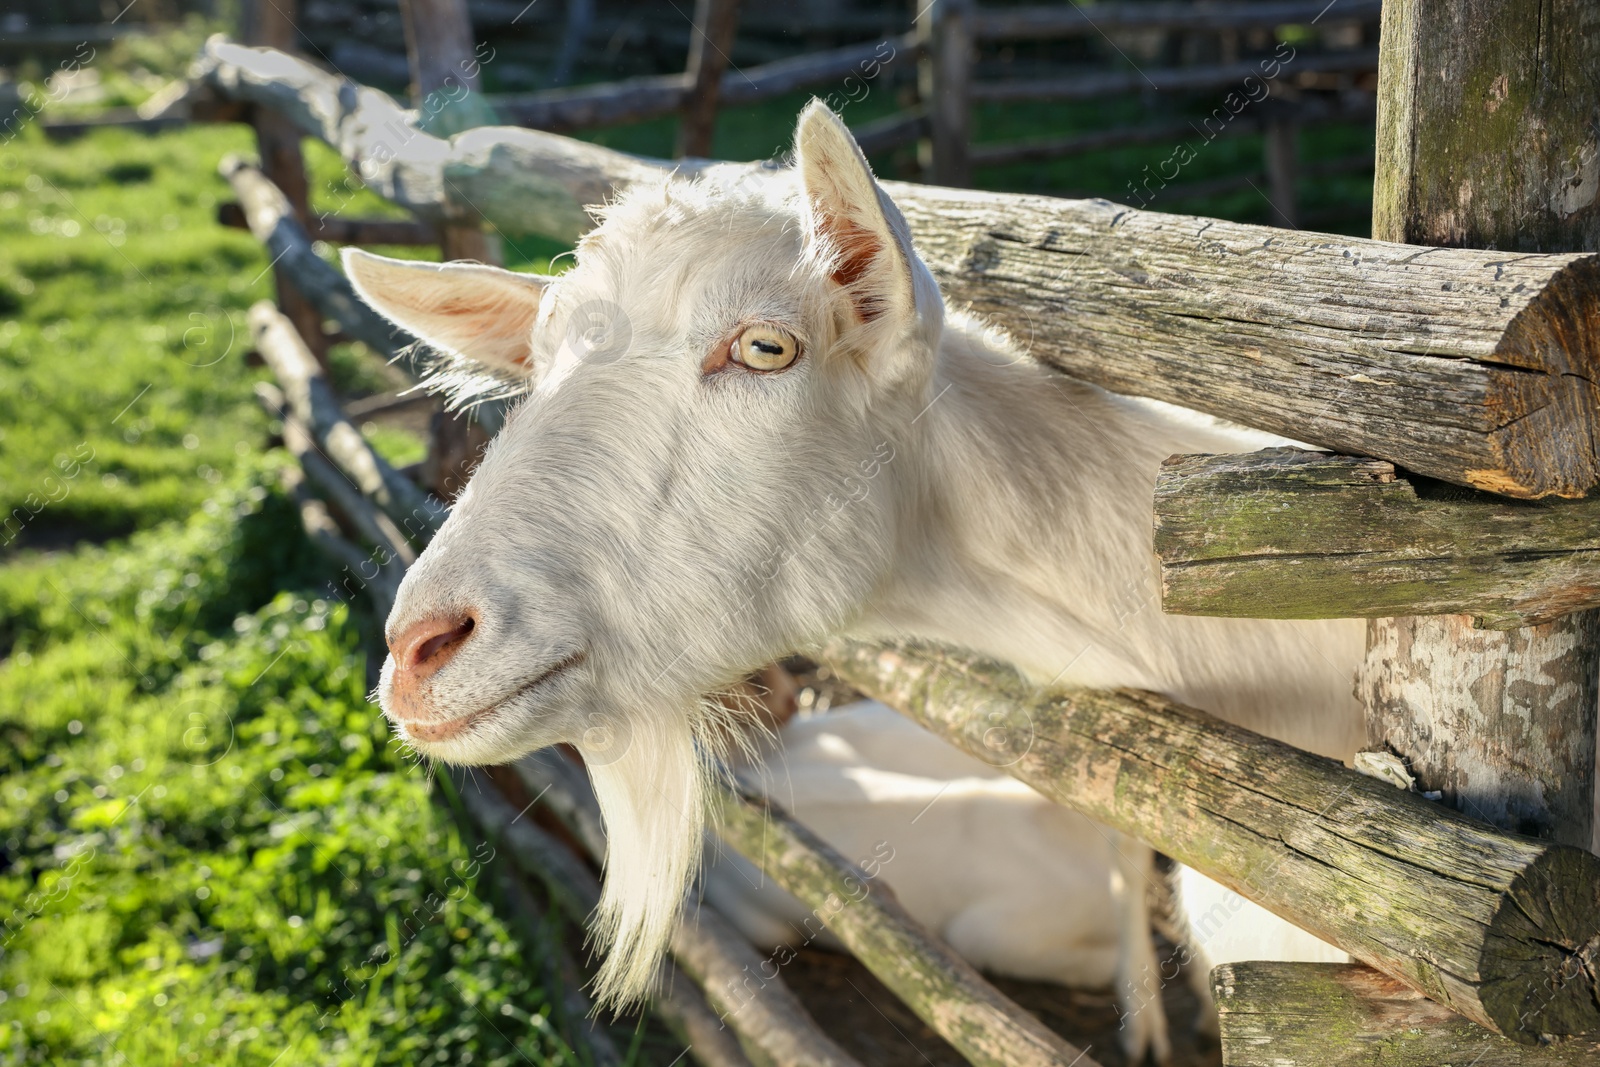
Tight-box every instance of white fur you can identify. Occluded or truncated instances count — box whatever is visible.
[346,101,1363,1049]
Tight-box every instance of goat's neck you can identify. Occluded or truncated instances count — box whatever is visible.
[856,319,1171,683]
[851,316,1367,758]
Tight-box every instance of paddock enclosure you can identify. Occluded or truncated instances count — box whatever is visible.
[74,0,1600,1063]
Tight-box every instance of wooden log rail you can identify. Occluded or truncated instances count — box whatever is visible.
[715,784,1098,1067]
[1152,448,1600,629]
[248,300,446,540]
[490,34,919,134]
[192,39,1600,500]
[968,49,1379,105]
[219,200,438,246]
[815,636,1600,1044]
[1213,962,1600,1066]
[967,94,1374,168]
[221,155,419,360]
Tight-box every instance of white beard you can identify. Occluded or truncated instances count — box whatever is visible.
[582,704,710,1008]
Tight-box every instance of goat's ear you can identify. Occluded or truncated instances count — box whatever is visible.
[794,100,916,329]
[342,248,547,373]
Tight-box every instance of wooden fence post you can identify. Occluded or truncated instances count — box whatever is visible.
[674,0,742,159]
[1262,113,1299,228]
[242,0,328,370]
[398,0,479,109]
[399,0,497,503]
[917,0,971,187]
[1363,3,1600,852]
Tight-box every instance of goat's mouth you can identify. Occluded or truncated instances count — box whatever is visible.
[395,650,588,745]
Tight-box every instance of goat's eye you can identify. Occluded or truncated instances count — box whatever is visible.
[730,325,799,372]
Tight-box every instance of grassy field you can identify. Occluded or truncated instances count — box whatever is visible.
[0,20,1375,1065]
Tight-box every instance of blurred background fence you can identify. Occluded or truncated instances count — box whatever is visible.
[6,0,1383,234]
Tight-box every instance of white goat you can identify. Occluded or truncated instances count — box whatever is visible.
[345,101,1367,1058]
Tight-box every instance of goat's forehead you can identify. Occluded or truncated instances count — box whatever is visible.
[582,176,800,259]
[546,179,811,332]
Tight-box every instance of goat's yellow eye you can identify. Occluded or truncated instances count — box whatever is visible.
[731,325,799,372]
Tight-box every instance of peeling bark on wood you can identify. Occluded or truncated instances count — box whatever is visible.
[1151,448,1600,629]
[1213,962,1600,1066]
[1361,614,1600,850]
[713,783,1101,1067]
[817,636,1600,1043]
[195,40,1600,499]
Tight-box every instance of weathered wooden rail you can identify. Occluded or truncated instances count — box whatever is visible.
[964,1,1385,38]
[490,33,918,138]
[1212,963,1600,1066]
[816,637,1600,1044]
[222,155,415,359]
[1153,449,1600,629]
[194,37,1600,501]
[715,784,1097,1067]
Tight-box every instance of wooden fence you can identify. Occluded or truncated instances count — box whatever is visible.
[175,0,1600,1063]
[40,0,1383,228]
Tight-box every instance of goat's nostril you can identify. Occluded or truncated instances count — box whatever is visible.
[392,615,477,674]
[412,616,474,668]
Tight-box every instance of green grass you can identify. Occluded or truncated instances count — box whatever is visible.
[0,461,596,1065]
[0,122,271,541]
